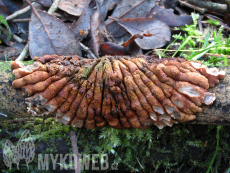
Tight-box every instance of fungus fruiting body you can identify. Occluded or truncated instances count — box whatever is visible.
[11,55,226,129]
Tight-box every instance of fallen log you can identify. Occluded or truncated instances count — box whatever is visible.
[0,61,230,126]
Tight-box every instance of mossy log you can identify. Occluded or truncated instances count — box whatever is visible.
[0,61,230,126]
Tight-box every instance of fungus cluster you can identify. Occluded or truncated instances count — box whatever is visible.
[11,55,225,129]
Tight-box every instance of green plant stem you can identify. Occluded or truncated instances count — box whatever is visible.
[206,126,220,173]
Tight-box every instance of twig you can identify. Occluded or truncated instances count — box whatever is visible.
[79,42,97,59]
[16,44,29,61]
[8,18,31,23]
[0,118,35,124]
[47,0,61,15]
[204,53,230,59]
[13,34,25,43]
[198,15,204,33]
[184,0,228,13]
[179,0,206,14]
[6,2,36,21]
[69,131,81,173]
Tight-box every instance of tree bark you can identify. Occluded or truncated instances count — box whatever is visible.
[0,61,230,125]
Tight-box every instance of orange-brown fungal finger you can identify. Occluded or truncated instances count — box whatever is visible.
[190,62,226,87]
[161,98,183,120]
[69,80,87,114]
[178,112,196,122]
[85,102,96,129]
[87,69,97,90]
[102,91,122,129]
[119,62,153,125]
[138,70,165,102]
[114,92,140,128]
[55,86,79,118]
[110,58,123,85]
[13,62,47,79]
[170,90,202,114]
[118,110,132,128]
[119,58,139,74]
[162,65,209,89]
[133,71,164,116]
[25,77,70,115]
[12,71,50,89]
[23,75,61,96]
[37,84,74,116]
[70,117,84,128]
[34,54,59,63]
[175,81,216,106]
[161,97,196,122]
[158,114,177,127]
[143,68,173,97]
[11,61,25,69]
[93,63,107,127]
[154,63,176,86]
[75,82,95,123]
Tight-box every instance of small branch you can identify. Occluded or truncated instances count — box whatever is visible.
[204,53,230,59]
[184,0,228,13]
[69,131,81,173]
[179,0,206,14]
[79,42,97,59]
[6,2,36,21]
[13,34,25,43]
[8,18,31,23]
[47,0,62,15]
[16,44,29,61]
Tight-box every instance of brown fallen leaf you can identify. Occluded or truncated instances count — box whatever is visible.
[90,4,106,57]
[36,0,53,8]
[147,6,193,27]
[58,0,88,16]
[105,0,160,37]
[100,42,129,56]
[98,0,121,20]
[72,0,95,41]
[110,17,171,49]
[29,11,81,59]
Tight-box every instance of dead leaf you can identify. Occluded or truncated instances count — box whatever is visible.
[100,42,129,56]
[122,31,152,48]
[72,0,95,41]
[0,1,10,18]
[90,5,106,57]
[29,11,81,59]
[58,0,88,16]
[111,17,171,49]
[105,0,160,37]
[160,0,178,9]
[36,0,53,8]
[147,6,193,27]
[97,0,121,20]
[126,41,142,56]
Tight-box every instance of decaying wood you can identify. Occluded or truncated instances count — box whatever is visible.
[0,61,230,126]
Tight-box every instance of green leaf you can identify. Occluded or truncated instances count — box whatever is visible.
[204,32,210,49]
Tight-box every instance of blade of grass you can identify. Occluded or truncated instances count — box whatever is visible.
[161,33,181,57]
[173,36,191,57]
[204,32,210,48]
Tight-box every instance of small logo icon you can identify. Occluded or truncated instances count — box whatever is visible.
[3,130,35,170]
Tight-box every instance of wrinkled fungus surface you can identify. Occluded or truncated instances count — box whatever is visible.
[11,55,225,129]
